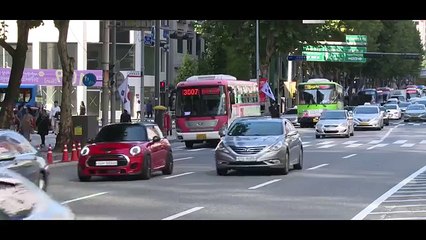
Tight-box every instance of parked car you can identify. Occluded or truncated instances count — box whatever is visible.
[353,105,384,130]
[0,130,49,191]
[0,168,74,220]
[215,116,303,176]
[315,110,354,138]
[281,108,299,126]
[383,104,402,120]
[379,106,390,126]
[404,104,426,122]
[77,122,173,181]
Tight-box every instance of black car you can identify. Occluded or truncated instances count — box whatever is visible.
[0,168,74,220]
[0,130,49,191]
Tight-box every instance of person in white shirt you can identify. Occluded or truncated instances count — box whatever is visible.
[136,100,141,120]
[50,101,61,134]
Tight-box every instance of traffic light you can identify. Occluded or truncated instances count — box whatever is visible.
[160,81,166,92]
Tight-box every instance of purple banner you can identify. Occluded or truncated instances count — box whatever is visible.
[0,68,103,87]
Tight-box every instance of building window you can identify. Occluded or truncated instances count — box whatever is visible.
[177,39,183,53]
[0,44,32,68]
[100,21,130,43]
[87,43,102,70]
[161,20,169,27]
[187,39,192,54]
[87,43,134,71]
[40,43,77,70]
[196,34,201,56]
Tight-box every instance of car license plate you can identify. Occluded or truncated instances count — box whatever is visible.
[96,161,118,166]
[236,156,257,162]
[196,134,206,140]
[360,122,369,126]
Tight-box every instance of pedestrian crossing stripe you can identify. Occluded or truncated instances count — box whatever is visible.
[346,144,363,148]
[317,144,336,149]
[393,140,408,144]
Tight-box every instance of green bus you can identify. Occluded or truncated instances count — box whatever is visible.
[297,78,344,128]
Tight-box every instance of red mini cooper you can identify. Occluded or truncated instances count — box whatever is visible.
[77,122,173,181]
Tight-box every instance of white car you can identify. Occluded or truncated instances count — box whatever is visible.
[383,104,402,119]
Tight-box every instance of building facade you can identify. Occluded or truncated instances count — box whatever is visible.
[0,20,204,121]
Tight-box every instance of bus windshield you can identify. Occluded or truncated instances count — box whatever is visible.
[176,86,227,117]
[298,84,337,104]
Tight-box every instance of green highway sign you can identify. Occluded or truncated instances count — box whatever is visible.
[345,35,367,45]
[302,51,366,63]
[302,45,367,53]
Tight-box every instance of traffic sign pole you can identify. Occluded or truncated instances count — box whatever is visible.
[140,30,145,122]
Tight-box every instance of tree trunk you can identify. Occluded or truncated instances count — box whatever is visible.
[0,21,30,129]
[54,20,75,152]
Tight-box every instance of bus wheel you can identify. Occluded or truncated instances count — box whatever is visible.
[185,141,194,149]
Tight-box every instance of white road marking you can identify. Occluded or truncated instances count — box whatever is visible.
[393,140,408,144]
[303,144,312,148]
[423,122,426,125]
[343,140,358,145]
[302,141,310,145]
[420,140,426,144]
[352,165,426,220]
[61,192,108,205]
[174,157,194,162]
[397,124,405,126]
[369,210,426,215]
[398,190,426,193]
[384,198,426,203]
[385,217,426,220]
[248,179,282,190]
[342,154,357,159]
[381,204,426,208]
[408,123,415,125]
[368,140,382,144]
[405,183,426,186]
[367,143,388,150]
[378,125,399,142]
[162,207,204,220]
[317,141,334,145]
[414,123,421,126]
[390,194,426,197]
[346,144,363,148]
[187,148,206,152]
[163,172,195,179]
[307,164,329,170]
[317,144,336,149]
[401,143,415,148]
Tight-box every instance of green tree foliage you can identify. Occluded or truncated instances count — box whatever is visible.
[176,54,198,83]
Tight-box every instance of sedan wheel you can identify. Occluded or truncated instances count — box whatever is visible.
[162,152,173,175]
[277,151,290,175]
[140,155,152,180]
[293,148,303,170]
[38,173,47,191]
[78,167,91,182]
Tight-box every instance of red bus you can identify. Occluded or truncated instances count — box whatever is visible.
[175,75,261,148]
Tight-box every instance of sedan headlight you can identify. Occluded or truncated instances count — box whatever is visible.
[339,123,348,127]
[268,141,283,152]
[130,146,141,156]
[216,141,229,153]
[316,123,323,129]
[81,146,90,156]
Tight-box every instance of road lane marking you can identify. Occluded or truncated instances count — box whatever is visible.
[423,122,426,125]
[343,140,358,145]
[248,179,282,190]
[342,154,357,159]
[187,148,206,152]
[420,140,426,144]
[162,207,204,220]
[346,144,363,148]
[369,210,426,215]
[317,144,336,149]
[414,123,421,126]
[352,165,426,220]
[61,192,108,205]
[303,145,312,148]
[398,124,405,126]
[307,164,329,170]
[381,204,426,208]
[367,143,388,150]
[302,141,310,144]
[317,141,334,145]
[398,190,426,193]
[163,172,195,179]
[393,140,407,144]
[368,140,382,144]
[174,157,194,162]
[390,194,426,197]
[384,198,426,203]
[385,217,426,220]
[401,143,415,148]
[378,125,399,142]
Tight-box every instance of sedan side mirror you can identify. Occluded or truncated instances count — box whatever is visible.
[219,128,226,137]
[152,136,161,143]
[287,131,298,137]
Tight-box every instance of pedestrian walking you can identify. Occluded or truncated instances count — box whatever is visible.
[120,109,132,123]
[36,109,50,148]
[146,100,153,118]
[19,107,34,141]
[79,101,86,115]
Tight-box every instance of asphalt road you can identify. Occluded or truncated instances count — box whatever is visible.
[45,119,426,220]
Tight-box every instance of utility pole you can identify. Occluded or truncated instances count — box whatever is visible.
[111,20,117,123]
[101,20,110,126]
[154,20,161,106]
[256,20,260,83]
[140,30,145,122]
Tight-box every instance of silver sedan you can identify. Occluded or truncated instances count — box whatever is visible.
[315,110,354,138]
[404,104,426,122]
[215,117,303,176]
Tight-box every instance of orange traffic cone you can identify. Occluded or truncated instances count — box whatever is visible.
[47,144,53,165]
[71,143,78,161]
[62,144,69,162]
[77,142,82,158]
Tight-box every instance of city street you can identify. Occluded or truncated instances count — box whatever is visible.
[45,120,426,220]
